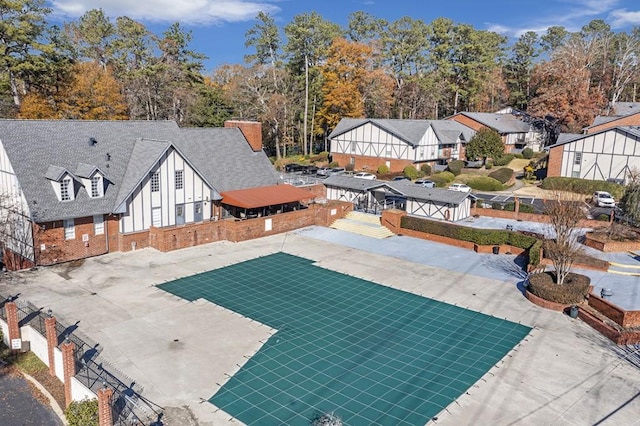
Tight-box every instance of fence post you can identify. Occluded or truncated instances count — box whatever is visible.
[97,386,114,426]
[5,301,21,345]
[45,314,57,377]
[61,339,75,408]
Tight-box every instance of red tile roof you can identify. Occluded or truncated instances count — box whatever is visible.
[220,184,315,209]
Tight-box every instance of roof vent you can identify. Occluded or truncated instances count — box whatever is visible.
[105,153,111,161]
[89,137,97,146]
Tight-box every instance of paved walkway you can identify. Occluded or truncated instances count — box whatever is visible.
[1,230,639,425]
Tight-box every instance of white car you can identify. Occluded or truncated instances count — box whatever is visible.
[592,191,615,207]
[448,183,472,193]
[353,172,377,180]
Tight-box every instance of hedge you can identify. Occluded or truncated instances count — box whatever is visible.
[435,171,455,183]
[466,176,504,191]
[446,160,465,176]
[493,154,515,166]
[400,215,541,266]
[488,167,514,184]
[541,177,624,198]
[403,165,419,179]
[429,175,450,187]
[504,202,534,213]
[420,164,432,175]
[522,147,534,159]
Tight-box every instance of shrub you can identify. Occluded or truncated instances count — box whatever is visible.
[466,176,504,191]
[377,164,389,174]
[484,160,493,170]
[527,272,590,304]
[328,161,339,168]
[503,202,534,213]
[492,203,503,210]
[514,153,524,159]
[446,160,465,176]
[435,171,455,183]
[493,154,515,166]
[65,398,99,426]
[420,164,432,176]
[488,168,514,184]
[403,165,419,180]
[429,175,450,187]
[528,239,542,265]
[345,163,355,172]
[522,147,534,159]
[315,152,330,161]
[541,177,624,198]
[597,213,610,221]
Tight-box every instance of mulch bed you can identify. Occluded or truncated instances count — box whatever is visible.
[528,271,591,304]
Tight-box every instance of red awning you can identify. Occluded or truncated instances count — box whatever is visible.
[220,184,315,209]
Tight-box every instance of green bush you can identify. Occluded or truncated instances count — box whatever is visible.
[403,165,419,180]
[597,213,610,221]
[514,153,524,159]
[420,164,432,176]
[522,147,534,159]
[65,398,99,426]
[446,160,465,176]
[328,161,339,168]
[429,175,450,187]
[435,171,455,183]
[540,177,624,198]
[400,215,541,266]
[492,203,503,210]
[488,168,514,184]
[466,176,504,191]
[485,160,493,170]
[504,202,534,213]
[493,154,515,166]
[377,164,389,174]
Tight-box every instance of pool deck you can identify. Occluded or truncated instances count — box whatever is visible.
[0,228,639,425]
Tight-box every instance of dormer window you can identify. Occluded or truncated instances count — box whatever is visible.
[91,175,103,198]
[61,177,73,201]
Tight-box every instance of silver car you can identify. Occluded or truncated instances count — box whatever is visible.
[592,191,615,207]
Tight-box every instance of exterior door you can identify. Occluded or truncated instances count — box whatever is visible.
[194,201,203,222]
[176,204,185,225]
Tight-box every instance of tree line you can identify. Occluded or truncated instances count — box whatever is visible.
[2,1,640,157]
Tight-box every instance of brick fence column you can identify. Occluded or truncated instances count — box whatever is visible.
[44,315,57,376]
[61,340,76,407]
[97,387,114,426]
[5,301,21,344]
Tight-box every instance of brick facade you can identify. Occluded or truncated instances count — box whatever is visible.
[36,217,108,265]
[586,113,640,134]
[5,301,20,343]
[224,120,262,152]
[546,145,563,177]
[449,115,509,153]
[330,153,417,173]
[97,387,114,426]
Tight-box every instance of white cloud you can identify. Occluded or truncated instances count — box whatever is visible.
[50,0,280,24]
[609,8,640,28]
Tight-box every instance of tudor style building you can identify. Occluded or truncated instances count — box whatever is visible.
[0,119,316,269]
[328,118,474,173]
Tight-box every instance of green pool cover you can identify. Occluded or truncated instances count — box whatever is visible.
[158,252,530,425]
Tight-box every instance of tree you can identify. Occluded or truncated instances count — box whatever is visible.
[465,128,503,163]
[504,31,539,110]
[542,195,584,286]
[186,78,232,127]
[619,170,640,225]
[65,9,115,67]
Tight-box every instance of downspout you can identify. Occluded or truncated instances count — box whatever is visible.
[105,214,109,253]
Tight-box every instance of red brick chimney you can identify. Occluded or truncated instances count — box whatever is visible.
[224,120,263,152]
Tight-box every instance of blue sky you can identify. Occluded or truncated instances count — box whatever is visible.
[48,0,640,72]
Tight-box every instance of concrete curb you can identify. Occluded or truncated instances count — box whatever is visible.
[21,372,68,425]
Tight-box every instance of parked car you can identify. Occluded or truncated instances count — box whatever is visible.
[448,183,472,192]
[302,165,318,175]
[326,167,346,176]
[316,167,330,177]
[592,191,615,207]
[284,163,305,173]
[391,176,410,181]
[353,172,377,180]
[414,179,435,188]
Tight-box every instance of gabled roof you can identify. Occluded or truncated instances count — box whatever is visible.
[430,120,474,144]
[329,118,431,147]
[452,112,531,133]
[322,175,470,206]
[585,111,640,132]
[0,119,280,222]
[220,184,314,209]
[548,126,640,149]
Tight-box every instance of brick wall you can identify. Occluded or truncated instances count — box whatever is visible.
[588,293,640,328]
[547,145,563,177]
[525,289,572,312]
[35,217,108,266]
[299,184,327,200]
[470,207,605,229]
[224,120,262,152]
[583,233,640,253]
[586,113,640,134]
[149,221,226,252]
[330,153,416,173]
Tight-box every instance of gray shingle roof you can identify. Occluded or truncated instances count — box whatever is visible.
[548,126,640,148]
[612,102,640,116]
[430,120,474,144]
[322,175,387,191]
[456,112,531,133]
[329,118,431,147]
[0,119,279,222]
[590,115,619,127]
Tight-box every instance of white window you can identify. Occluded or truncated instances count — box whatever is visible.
[93,215,104,235]
[175,170,184,190]
[61,178,72,201]
[386,146,392,156]
[63,219,75,240]
[91,175,103,198]
[152,207,161,227]
[574,152,582,165]
[572,171,580,178]
[151,171,160,192]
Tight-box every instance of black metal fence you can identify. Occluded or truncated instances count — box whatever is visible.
[1,293,162,425]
